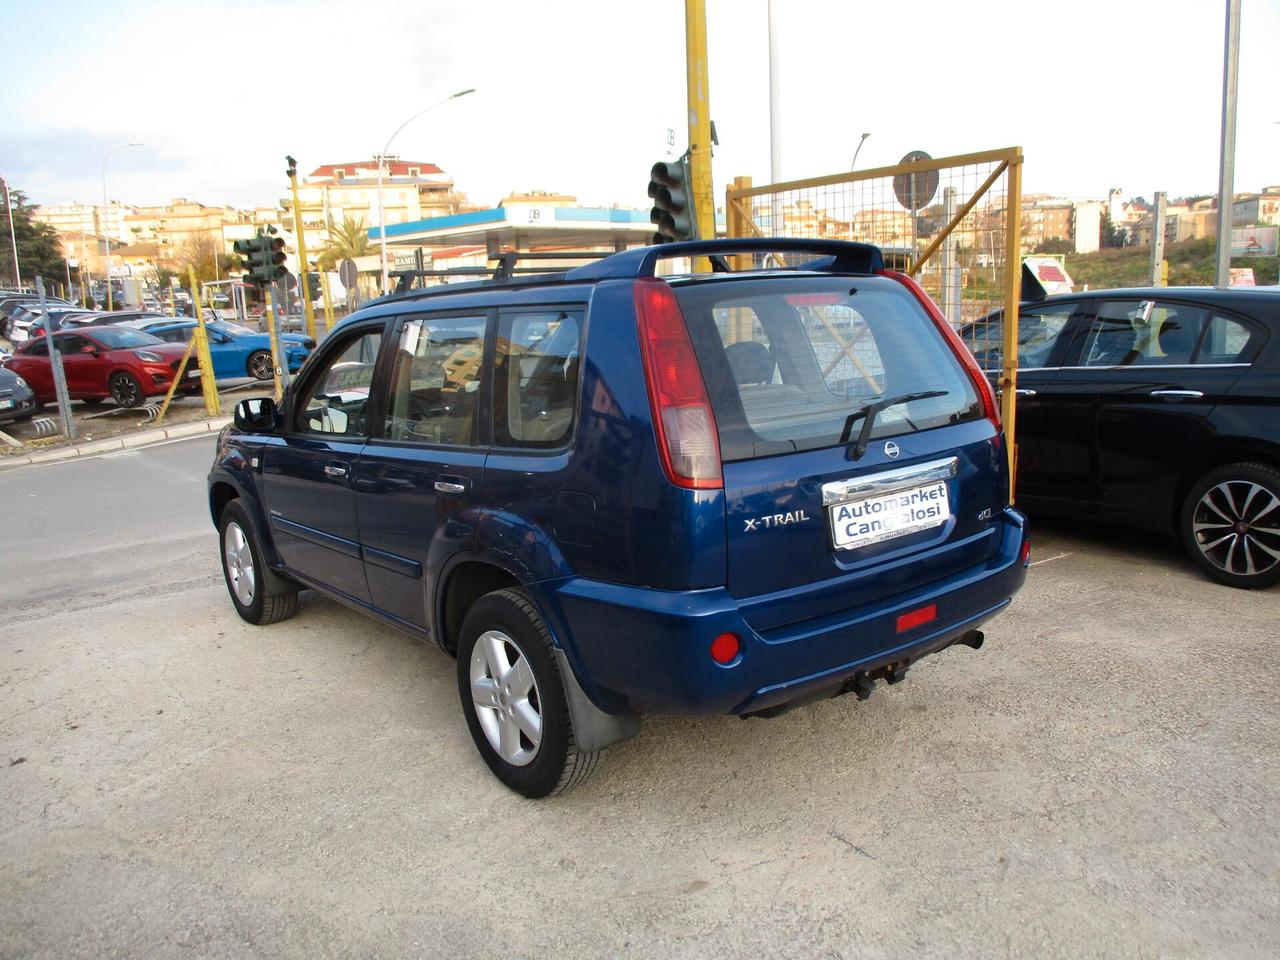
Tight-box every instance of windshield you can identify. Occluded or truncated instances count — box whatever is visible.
[675,276,981,461]
[210,320,255,337]
[85,328,165,349]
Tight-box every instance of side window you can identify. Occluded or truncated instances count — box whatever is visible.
[494,310,582,448]
[1197,314,1257,363]
[58,335,87,354]
[384,315,486,445]
[295,328,384,436]
[1015,306,1074,368]
[1082,301,1143,366]
[25,339,49,357]
[1142,304,1208,364]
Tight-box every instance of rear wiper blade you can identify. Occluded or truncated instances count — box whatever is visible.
[839,391,948,460]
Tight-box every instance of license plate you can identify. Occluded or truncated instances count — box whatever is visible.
[0,399,12,410]
[186,369,201,378]
[828,481,951,551]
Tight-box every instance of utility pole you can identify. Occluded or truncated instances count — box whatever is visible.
[1215,0,1240,288]
[685,0,715,262]
[286,155,316,340]
[37,277,75,439]
[1,176,20,288]
[1149,192,1168,286]
[767,1,782,235]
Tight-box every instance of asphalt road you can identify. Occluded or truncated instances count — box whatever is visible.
[1,436,1277,959]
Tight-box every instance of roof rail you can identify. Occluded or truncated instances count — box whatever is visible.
[563,238,884,281]
[392,250,614,294]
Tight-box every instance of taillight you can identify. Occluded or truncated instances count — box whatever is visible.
[633,278,723,489]
[878,269,1001,431]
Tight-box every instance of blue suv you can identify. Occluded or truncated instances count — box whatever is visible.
[208,239,1030,797]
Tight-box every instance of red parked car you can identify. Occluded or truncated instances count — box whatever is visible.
[4,326,202,407]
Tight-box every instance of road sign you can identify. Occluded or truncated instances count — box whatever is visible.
[339,258,358,290]
[893,151,939,212]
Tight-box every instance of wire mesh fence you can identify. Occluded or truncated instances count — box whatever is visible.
[725,148,1022,332]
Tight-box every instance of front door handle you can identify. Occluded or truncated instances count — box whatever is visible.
[1014,388,1037,397]
[323,464,348,478]
[434,480,466,494]
[1150,389,1204,400]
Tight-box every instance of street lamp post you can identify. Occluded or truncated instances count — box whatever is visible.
[851,132,870,171]
[376,88,475,294]
[102,142,141,310]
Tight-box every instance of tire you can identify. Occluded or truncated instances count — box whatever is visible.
[219,500,299,624]
[1181,462,1280,589]
[109,371,143,408]
[457,588,599,798]
[246,350,274,381]
[81,397,105,407]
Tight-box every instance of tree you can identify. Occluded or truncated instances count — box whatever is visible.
[0,185,67,286]
[1034,237,1074,255]
[173,233,234,286]
[1100,210,1125,249]
[317,215,371,270]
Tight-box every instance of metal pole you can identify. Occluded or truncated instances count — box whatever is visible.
[767,0,782,236]
[287,156,316,339]
[685,0,715,263]
[1149,192,1168,286]
[1215,0,1241,288]
[37,277,76,439]
[1000,152,1024,501]
[2,177,20,288]
[187,266,220,417]
[376,88,476,294]
[264,285,287,400]
[851,132,870,171]
[940,186,959,326]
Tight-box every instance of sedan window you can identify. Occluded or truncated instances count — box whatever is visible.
[1197,314,1258,363]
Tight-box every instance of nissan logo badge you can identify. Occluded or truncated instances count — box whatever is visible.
[884,441,901,459]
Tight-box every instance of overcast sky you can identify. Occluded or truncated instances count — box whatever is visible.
[2,0,1277,214]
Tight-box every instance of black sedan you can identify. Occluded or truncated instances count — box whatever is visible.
[962,286,1280,589]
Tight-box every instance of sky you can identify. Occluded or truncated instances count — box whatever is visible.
[1,0,1277,215]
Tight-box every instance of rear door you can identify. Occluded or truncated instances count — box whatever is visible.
[676,275,1002,632]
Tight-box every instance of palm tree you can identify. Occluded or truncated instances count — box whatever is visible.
[318,216,371,270]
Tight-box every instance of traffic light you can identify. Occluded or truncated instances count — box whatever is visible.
[648,159,696,244]
[306,271,321,303]
[233,232,289,288]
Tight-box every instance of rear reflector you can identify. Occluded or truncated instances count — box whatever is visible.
[710,632,741,665]
[896,604,937,633]
[634,278,723,489]
[1021,537,1031,566]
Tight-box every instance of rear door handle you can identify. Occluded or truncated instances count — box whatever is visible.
[1014,388,1037,397]
[324,464,348,478]
[1150,389,1204,400]
[434,480,467,494]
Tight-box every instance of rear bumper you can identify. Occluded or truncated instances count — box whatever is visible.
[537,507,1028,716]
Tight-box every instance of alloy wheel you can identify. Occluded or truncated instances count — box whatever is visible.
[249,352,273,380]
[223,521,256,606]
[1191,479,1280,579]
[469,629,543,766]
[111,374,139,407]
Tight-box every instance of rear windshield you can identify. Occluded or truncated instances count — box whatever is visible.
[675,276,981,461]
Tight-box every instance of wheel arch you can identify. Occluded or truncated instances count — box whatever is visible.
[1172,438,1280,540]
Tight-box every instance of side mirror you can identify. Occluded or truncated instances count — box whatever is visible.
[234,397,279,433]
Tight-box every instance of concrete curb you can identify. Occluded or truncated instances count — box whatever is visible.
[0,416,232,470]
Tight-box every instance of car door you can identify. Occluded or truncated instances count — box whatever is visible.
[1030,297,1249,526]
[353,312,491,631]
[963,300,1084,503]
[260,321,388,605]
[10,338,53,400]
[53,333,100,397]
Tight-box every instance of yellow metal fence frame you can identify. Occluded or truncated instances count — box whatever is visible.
[724,147,1024,497]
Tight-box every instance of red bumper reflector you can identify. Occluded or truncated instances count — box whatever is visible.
[896,604,937,633]
[1021,538,1032,566]
[710,632,740,665]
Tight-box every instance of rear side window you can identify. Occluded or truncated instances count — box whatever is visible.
[493,310,582,449]
[676,277,982,461]
[1197,314,1258,363]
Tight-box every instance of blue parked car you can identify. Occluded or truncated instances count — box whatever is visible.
[207,239,1030,797]
[132,318,314,380]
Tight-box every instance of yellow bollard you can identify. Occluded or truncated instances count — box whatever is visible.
[154,336,197,425]
[187,266,221,417]
[263,288,285,402]
[319,270,335,337]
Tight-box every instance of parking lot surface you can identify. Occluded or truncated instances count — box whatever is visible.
[1,436,1277,958]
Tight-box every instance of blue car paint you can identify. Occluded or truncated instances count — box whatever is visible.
[209,242,1029,732]
[141,319,311,379]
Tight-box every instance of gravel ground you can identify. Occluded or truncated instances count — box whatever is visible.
[1,437,1276,959]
